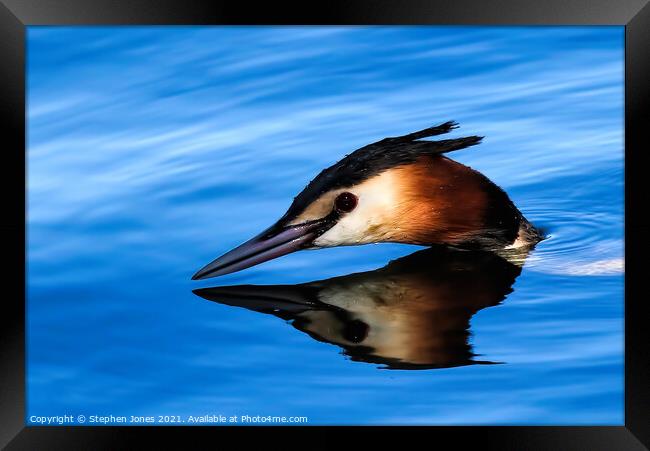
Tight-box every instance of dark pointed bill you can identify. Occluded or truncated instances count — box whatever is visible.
[191,218,334,280]
[193,284,323,313]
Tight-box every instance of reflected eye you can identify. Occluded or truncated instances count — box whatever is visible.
[335,192,358,213]
[342,319,369,343]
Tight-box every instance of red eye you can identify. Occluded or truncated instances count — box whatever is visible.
[335,192,357,213]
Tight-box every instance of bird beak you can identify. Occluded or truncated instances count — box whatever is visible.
[192,284,323,313]
[191,217,334,280]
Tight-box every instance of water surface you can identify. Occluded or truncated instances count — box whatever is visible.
[27,26,624,425]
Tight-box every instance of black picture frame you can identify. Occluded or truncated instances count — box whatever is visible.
[1,1,648,449]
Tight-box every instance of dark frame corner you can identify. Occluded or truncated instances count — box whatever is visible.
[1,0,648,449]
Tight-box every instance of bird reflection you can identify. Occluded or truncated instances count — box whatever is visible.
[193,246,528,370]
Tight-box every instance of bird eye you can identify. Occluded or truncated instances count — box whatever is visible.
[335,192,358,213]
[342,319,369,343]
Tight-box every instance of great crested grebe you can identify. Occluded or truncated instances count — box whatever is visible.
[194,245,524,369]
[192,121,542,280]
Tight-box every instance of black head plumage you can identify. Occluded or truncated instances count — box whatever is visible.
[278,121,483,224]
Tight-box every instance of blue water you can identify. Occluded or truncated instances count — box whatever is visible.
[27,26,624,425]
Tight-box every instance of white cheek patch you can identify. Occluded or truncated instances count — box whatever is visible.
[314,171,399,247]
[315,282,421,359]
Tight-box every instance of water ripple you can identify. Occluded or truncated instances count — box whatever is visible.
[524,208,623,276]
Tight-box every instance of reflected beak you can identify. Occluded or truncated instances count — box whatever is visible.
[191,217,334,280]
[192,284,324,313]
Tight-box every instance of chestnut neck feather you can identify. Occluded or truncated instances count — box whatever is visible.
[390,156,525,249]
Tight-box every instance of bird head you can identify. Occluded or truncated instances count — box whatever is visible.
[192,121,538,280]
[194,246,525,369]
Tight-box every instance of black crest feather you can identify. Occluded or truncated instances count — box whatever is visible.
[279,121,483,223]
